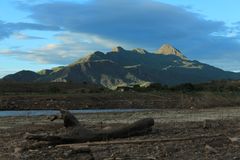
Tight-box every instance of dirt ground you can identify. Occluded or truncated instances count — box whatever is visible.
[1,110,240,160]
[1,91,240,110]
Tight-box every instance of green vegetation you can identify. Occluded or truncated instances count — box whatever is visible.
[0,82,108,95]
[1,79,240,96]
[116,80,240,93]
[1,80,240,110]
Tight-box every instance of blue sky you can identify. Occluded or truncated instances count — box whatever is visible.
[1,0,240,77]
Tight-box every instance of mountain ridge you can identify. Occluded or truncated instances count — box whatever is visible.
[156,44,187,60]
[2,44,240,88]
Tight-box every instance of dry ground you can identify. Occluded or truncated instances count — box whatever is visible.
[1,110,240,160]
[1,91,240,110]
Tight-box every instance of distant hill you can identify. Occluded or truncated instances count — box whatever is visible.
[2,44,240,88]
[2,70,42,82]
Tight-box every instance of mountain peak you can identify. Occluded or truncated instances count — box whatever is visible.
[156,44,187,59]
[132,48,148,54]
[3,43,240,88]
[73,51,105,64]
[112,46,125,52]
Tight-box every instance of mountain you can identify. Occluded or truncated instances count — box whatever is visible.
[2,70,42,82]
[2,44,240,88]
[156,44,187,60]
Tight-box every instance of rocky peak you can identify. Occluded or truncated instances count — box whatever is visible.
[73,51,105,64]
[156,44,187,59]
[112,46,125,52]
[132,48,148,54]
[93,51,105,56]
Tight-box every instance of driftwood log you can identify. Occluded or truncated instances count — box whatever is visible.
[56,134,224,148]
[26,110,154,145]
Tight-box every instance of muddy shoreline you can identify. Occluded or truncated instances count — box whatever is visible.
[1,107,240,124]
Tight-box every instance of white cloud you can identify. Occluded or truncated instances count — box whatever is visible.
[0,31,132,64]
[0,20,60,40]
[13,32,45,40]
[2,0,240,72]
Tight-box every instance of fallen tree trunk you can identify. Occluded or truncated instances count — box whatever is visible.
[26,110,154,145]
[56,134,224,148]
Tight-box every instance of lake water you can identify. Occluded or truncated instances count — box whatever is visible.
[0,109,147,117]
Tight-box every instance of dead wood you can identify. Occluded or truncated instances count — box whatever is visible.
[60,109,80,128]
[49,115,62,121]
[56,134,224,148]
[26,110,154,145]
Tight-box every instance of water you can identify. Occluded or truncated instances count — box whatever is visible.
[0,109,147,117]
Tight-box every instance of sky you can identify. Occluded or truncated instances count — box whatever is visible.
[1,0,240,77]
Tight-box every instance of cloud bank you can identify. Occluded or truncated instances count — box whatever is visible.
[1,0,240,71]
[0,20,60,40]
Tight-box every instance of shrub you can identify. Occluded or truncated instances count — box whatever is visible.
[48,86,61,93]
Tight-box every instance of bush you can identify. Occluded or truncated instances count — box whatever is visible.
[172,83,195,92]
[48,86,61,93]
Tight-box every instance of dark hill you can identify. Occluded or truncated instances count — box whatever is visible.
[2,70,41,82]
[2,44,240,88]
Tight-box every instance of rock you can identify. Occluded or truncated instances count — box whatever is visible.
[104,158,120,160]
[146,156,157,160]
[102,126,112,130]
[14,147,23,159]
[228,137,240,143]
[63,150,73,157]
[207,136,230,148]
[205,144,217,154]
[164,145,178,156]
[203,119,222,129]
[14,147,23,153]
[71,146,91,153]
